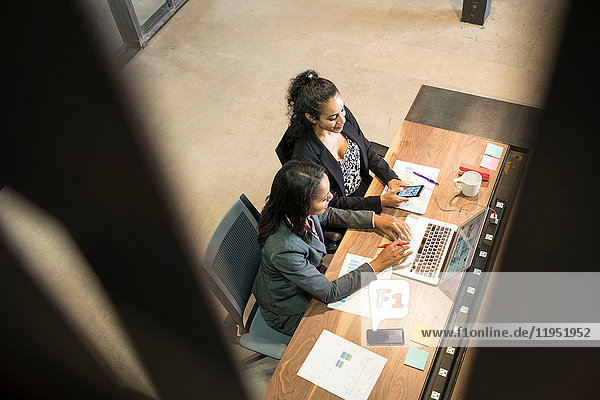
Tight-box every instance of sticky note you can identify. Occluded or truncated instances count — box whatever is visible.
[404,347,429,370]
[410,324,433,347]
[484,143,503,159]
[480,154,500,170]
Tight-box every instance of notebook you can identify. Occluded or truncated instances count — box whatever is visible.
[392,209,487,285]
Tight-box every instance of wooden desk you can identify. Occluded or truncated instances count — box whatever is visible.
[263,121,508,399]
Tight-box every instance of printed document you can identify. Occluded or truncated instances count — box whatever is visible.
[297,330,387,400]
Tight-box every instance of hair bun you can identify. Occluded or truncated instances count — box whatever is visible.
[302,69,318,83]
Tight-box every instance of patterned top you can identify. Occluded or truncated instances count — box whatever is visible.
[338,138,362,196]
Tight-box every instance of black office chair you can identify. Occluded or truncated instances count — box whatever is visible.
[369,141,389,158]
[200,194,292,364]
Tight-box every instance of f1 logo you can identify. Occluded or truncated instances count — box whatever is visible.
[368,280,410,331]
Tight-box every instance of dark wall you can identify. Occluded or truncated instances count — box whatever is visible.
[1,1,247,399]
[462,1,600,399]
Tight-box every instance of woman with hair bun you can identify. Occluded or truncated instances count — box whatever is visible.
[277,69,409,215]
[252,160,412,335]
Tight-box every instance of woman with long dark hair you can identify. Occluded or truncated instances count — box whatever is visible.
[277,69,409,214]
[252,160,412,336]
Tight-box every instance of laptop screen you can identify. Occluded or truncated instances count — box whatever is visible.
[442,209,487,280]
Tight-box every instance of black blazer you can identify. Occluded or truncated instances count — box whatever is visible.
[285,107,398,213]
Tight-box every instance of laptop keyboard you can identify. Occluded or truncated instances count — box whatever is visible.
[411,223,452,277]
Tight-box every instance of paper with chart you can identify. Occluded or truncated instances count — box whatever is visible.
[327,253,392,318]
[297,329,387,400]
[384,160,440,214]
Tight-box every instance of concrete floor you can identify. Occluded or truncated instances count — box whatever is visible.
[0,0,569,398]
[122,0,566,273]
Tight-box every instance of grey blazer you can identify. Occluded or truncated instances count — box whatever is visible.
[252,207,378,320]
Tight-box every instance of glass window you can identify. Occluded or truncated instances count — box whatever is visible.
[130,0,169,31]
[89,0,125,51]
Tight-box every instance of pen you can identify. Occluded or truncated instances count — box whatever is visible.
[378,242,410,248]
[413,171,439,185]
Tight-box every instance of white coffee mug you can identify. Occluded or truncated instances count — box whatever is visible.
[453,171,482,197]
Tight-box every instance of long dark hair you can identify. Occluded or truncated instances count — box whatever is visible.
[258,160,326,247]
[281,69,339,155]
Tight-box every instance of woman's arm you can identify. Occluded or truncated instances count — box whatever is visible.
[365,142,399,184]
[328,192,382,213]
[271,237,411,304]
[319,207,374,229]
[320,208,411,240]
[271,248,377,304]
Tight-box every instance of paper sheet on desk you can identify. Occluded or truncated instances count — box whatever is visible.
[297,329,387,400]
[383,160,440,215]
[327,253,392,318]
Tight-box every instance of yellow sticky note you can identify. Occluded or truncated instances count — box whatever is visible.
[410,324,433,347]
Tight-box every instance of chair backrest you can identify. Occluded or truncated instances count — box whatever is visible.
[200,194,262,333]
[275,135,292,165]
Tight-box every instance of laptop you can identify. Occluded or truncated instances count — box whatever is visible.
[392,209,487,285]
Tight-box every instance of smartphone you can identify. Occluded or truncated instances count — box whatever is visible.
[397,185,424,198]
[366,328,405,346]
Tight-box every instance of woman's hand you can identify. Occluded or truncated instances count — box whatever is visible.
[373,214,411,241]
[380,188,410,208]
[381,177,416,208]
[387,179,404,192]
[370,239,413,272]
